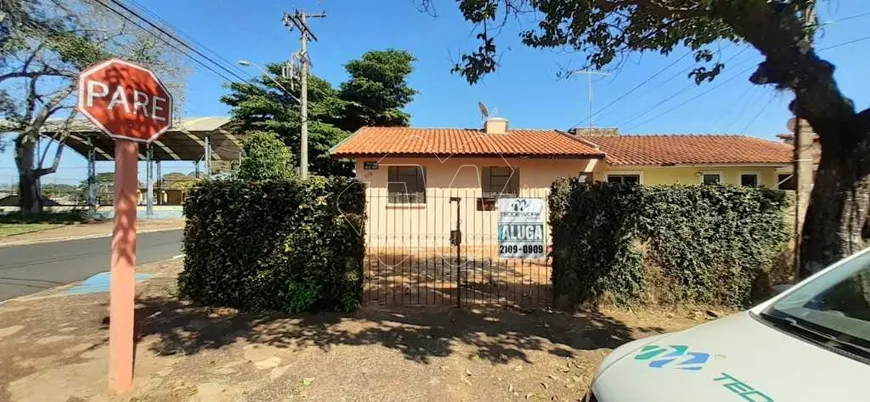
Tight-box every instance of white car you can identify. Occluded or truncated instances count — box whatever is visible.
[587,247,870,402]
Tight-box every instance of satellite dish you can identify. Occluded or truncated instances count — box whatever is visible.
[478,101,489,119]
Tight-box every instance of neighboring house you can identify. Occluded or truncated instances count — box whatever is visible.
[575,133,794,187]
[329,117,793,247]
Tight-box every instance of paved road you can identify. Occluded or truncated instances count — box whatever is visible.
[0,229,183,302]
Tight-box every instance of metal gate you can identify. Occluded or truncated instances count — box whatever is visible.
[363,188,552,307]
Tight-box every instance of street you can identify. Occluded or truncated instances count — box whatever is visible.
[0,229,183,301]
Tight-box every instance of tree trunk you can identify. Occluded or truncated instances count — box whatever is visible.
[799,124,870,277]
[14,132,42,214]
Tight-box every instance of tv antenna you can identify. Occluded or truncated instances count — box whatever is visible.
[574,69,610,131]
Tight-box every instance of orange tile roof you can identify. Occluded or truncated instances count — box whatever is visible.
[578,134,793,166]
[330,127,605,158]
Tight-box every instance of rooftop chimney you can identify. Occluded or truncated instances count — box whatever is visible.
[484,117,508,134]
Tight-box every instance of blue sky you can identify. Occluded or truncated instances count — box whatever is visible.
[2,0,869,184]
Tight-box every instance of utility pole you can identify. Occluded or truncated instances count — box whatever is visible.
[574,70,610,132]
[283,9,325,180]
[793,4,817,278]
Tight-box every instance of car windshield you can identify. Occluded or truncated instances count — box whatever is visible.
[764,249,870,352]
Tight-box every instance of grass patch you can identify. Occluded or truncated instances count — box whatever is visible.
[0,223,64,237]
[0,211,89,224]
[0,212,91,238]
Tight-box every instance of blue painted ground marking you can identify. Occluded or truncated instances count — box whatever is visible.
[62,272,154,295]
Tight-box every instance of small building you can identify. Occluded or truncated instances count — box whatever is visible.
[576,133,794,187]
[330,117,793,249]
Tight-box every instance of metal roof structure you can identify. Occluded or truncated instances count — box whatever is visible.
[1,117,242,162]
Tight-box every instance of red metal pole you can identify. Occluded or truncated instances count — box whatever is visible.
[109,140,138,393]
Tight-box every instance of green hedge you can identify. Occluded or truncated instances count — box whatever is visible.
[179,176,365,313]
[549,179,789,308]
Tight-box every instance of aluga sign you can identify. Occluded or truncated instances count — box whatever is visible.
[497,198,545,259]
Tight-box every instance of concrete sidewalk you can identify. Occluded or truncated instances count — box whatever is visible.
[0,219,183,247]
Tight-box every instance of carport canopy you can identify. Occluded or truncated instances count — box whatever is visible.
[1,116,243,217]
[2,116,243,162]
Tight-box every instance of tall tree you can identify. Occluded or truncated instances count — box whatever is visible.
[221,49,417,177]
[221,65,351,176]
[439,0,869,276]
[0,0,186,213]
[338,49,417,131]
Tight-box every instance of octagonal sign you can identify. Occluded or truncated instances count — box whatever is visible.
[76,58,173,143]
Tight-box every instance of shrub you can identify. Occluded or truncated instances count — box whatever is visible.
[179,176,365,313]
[550,179,790,309]
[235,131,295,181]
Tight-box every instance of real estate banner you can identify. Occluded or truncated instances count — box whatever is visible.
[497,198,545,259]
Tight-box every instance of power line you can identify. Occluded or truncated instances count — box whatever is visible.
[123,0,255,81]
[821,10,870,25]
[711,84,754,128]
[739,94,776,133]
[102,0,252,83]
[619,33,868,132]
[107,0,250,82]
[623,64,757,132]
[616,51,754,128]
[569,50,693,129]
[568,12,866,131]
[618,81,695,127]
[819,34,870,51]
[595,58,711,125]
[91,0,236,83]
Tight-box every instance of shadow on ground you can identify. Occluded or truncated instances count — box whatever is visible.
[127,296,665,365]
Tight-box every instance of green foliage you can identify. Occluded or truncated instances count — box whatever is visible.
[447,0,814,85]
[236,132,295,181]
[549,179,790,308]
[220,49,417,177]
[179,176,366,313]
[2,0,188,212]
[339,49,418,129]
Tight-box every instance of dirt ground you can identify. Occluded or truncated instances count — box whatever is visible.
[0,259,711,402]
[0,219,183,247]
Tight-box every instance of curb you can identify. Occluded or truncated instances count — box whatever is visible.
[0,254,184,305]
[0,227,183,248]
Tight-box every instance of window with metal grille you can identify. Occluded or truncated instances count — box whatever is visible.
[702,173,722,185]
[388,166,426,204]
[740,173,760,187]
[480,166,519,199]
[607,174,641,184]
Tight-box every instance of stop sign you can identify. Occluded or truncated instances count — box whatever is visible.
[77,58,173,142]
